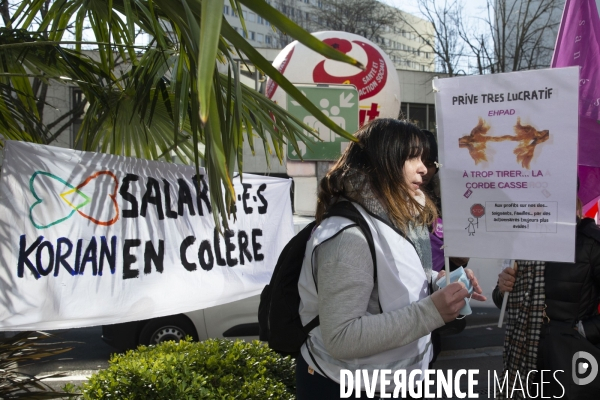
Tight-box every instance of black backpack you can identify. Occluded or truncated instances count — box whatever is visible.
[258,201,376,357]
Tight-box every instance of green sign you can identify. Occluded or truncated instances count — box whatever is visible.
[287,84,359,161]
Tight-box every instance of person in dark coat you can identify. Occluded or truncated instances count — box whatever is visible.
[493,203,600,399]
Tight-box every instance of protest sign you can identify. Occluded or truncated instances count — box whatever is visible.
[0,141,293,330]
[434,67,579,262]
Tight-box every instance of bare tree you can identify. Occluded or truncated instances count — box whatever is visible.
[487,0,562,72]
[411,0,562,75]
[307,0,401,42]
[306,0,408,62]
[402,0,466,76]
[459,30,494,75]
[266,0,436,71]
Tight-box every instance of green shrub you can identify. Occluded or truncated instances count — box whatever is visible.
[81,339,296,399]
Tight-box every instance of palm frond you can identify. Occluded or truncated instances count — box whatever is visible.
[0,331,78,399]
[2,0,361,228]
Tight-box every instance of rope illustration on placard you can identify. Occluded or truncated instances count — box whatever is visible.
[458,117,550,168]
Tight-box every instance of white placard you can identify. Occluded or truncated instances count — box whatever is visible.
[434,67,578,262]
[0,141,293,330]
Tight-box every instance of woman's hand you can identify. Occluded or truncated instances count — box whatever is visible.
[465,268,487,301]
[435,268,487,302]
[498,267,516,293]
[431,282,469,323]
[436,270,445,282]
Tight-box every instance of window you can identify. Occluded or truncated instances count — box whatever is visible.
[247,12,256,22]
[400,103,408,120]
[71,88,85,150]
[265,35,272,44]
[257,16,264,24]
[250,31,255,41]
[428,104,437,133]
[223,5,229,15]
[257,33,264,43]
[401,103,433,131]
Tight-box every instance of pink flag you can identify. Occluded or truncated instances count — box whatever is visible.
[552,0,600,205]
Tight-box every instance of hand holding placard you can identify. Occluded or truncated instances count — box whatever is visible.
[498,261,517,328]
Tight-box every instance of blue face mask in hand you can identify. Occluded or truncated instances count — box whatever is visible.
[435,266,473,316]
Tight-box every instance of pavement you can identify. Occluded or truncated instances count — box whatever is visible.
[433,307,505,399]
[15,306,506,398]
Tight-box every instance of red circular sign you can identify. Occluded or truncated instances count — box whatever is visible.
[470,204,485,218]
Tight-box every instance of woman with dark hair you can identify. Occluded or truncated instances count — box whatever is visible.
[296,118,486,399]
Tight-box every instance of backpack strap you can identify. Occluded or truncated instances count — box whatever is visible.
[300,202,382,365]
[324,201,378,281]
[302,316,320,334]
[322,201,382,313]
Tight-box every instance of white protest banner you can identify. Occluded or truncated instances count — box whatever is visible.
[0,141,293,330]
[434,67,579,262]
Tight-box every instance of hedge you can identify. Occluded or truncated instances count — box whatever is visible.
[81,338,296,399]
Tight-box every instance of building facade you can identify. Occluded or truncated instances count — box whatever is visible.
[223,0,436,72]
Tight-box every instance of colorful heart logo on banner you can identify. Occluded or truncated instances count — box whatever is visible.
[29,171,119,229]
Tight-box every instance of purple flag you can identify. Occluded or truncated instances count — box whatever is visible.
[552,0,600,204]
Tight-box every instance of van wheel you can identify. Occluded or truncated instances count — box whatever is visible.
[138,315,198,346]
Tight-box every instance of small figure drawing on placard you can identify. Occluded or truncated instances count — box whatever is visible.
[466,218,476,236]
[467,203,485,236]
